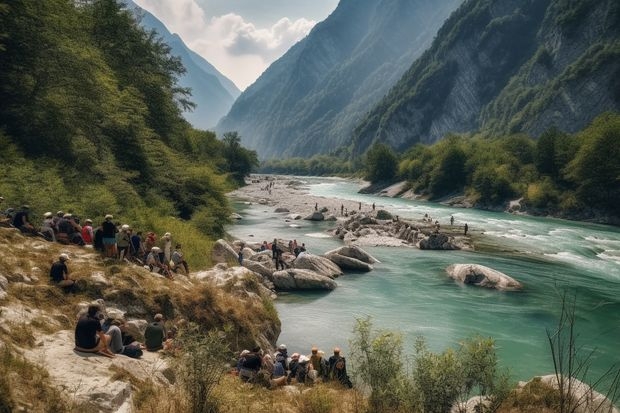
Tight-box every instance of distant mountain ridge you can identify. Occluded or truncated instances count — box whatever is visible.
[352,0,620,155]
[125,0,240,129]
[216,0,463,159]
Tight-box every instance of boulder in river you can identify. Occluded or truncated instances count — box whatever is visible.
[274,207,290,213]
[325,253,373,272]
[324,245,379,264]
[446,264,522,291]
[272,269,337,290]
[418,233,460,250]
[304,211,325,221]
[292,253,343,278]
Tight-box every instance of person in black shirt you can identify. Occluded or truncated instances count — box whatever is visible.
[74,304,114,358]
[49,253,75,292]
[101,214,117,258]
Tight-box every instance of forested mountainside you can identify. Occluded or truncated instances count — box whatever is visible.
[216,0,463,159]
[352,0,620,155]
[126,0,240,129]
[0,0,256,246]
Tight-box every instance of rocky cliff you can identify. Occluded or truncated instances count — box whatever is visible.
[216,0,463,159]
[352,0,620,155]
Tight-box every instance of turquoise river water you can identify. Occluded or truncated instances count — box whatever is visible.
[227,177,620,384]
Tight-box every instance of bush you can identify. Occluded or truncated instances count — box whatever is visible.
[172,324,233,413]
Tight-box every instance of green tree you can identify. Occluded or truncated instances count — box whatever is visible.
[364,143,398,183]
[566,113,620,212]
[221,131,259,185]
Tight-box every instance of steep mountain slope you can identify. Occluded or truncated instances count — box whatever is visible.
[126,0,240,129]
[216,0,463,159]
[352,0,620,155]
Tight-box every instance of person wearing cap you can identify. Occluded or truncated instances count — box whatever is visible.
[145,246,169,277]
[50,253,75,292]
[239,346,262,382]
[101,214,117,258]
[274,343,289,372]
[286,353,301,383]
[12,205,36,234]
[81,219,94,246]
[58,213,84,245]
[40,212,56,242]
[116,224,131,261]
[144,313,166,351]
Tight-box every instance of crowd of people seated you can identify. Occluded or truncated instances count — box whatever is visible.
[236,343,353,389]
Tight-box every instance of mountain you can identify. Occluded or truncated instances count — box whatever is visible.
[352,0,620,155]
[125,0,240,129]
[216,0,463,159]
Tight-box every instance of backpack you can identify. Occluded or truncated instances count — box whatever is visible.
[122,344,143,359]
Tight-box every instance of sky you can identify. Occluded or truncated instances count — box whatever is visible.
[132,0,340,90]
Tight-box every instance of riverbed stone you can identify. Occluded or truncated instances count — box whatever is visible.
[325,253,372,272]
[418,233,460,250]
[446,264,522,291]
[271,269,337,290]
[324,246,379,264]
[292,253,343,278]
[304,211,325,221]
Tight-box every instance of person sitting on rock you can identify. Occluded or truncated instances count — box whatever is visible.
[171,244,189,274]
[12,205,36,235]
[74,304,115,358]
[58,213,84,245]
[107,319,143,358]
[239,346,262,382]
[309,347,328,381]
[49,253,75,292]
[328,347,353,388]
[274,343,289,372]
[40,212,56,242]
[144,313,166,351]
[286,353,300,383]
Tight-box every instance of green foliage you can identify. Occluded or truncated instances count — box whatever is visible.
[364,143,398,183]
[259,154,353,176]
[0,0,258,268]
[565,112,620,211]
[221,131,259,185]
[350,317,414,412]
[348,318,511,413]
[172,324,233,413]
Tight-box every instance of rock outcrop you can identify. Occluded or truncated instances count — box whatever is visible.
[418,233,461,250]
[304,211,325,221]
[211,239,240,264]
[292,253,343,278]
[446,264,522,291]
[324,246,379,264]
[324,253,373,272]
[272,269,337,290]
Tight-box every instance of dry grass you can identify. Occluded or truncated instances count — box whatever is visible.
[0,344,76,412]
[496,376,562,413]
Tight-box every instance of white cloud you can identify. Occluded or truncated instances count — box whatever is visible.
[132,0,316,90]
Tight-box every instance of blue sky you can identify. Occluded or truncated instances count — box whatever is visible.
[133,0,339,90]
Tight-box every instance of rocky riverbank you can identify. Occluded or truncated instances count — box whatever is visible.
[228,175,474,250]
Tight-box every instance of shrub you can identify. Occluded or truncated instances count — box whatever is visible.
[171,324,233,413]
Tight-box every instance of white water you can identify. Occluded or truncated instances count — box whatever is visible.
[228,177,620,385]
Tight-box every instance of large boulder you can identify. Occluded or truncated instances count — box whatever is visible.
[271,269,337,290]
[304,211,324,221]
[446,264,523,291]
[243,259,274,281]
[211,239,239,264]
[324,246,379,264]
[418,233,460,250]
[292,253,343,278]
[325,253,373,272]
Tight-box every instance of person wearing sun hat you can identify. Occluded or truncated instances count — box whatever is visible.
[81,218,94,246]
[40,212,56,242]
[49,253,75,292]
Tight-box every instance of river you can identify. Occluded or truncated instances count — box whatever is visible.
[227,177,620,384]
